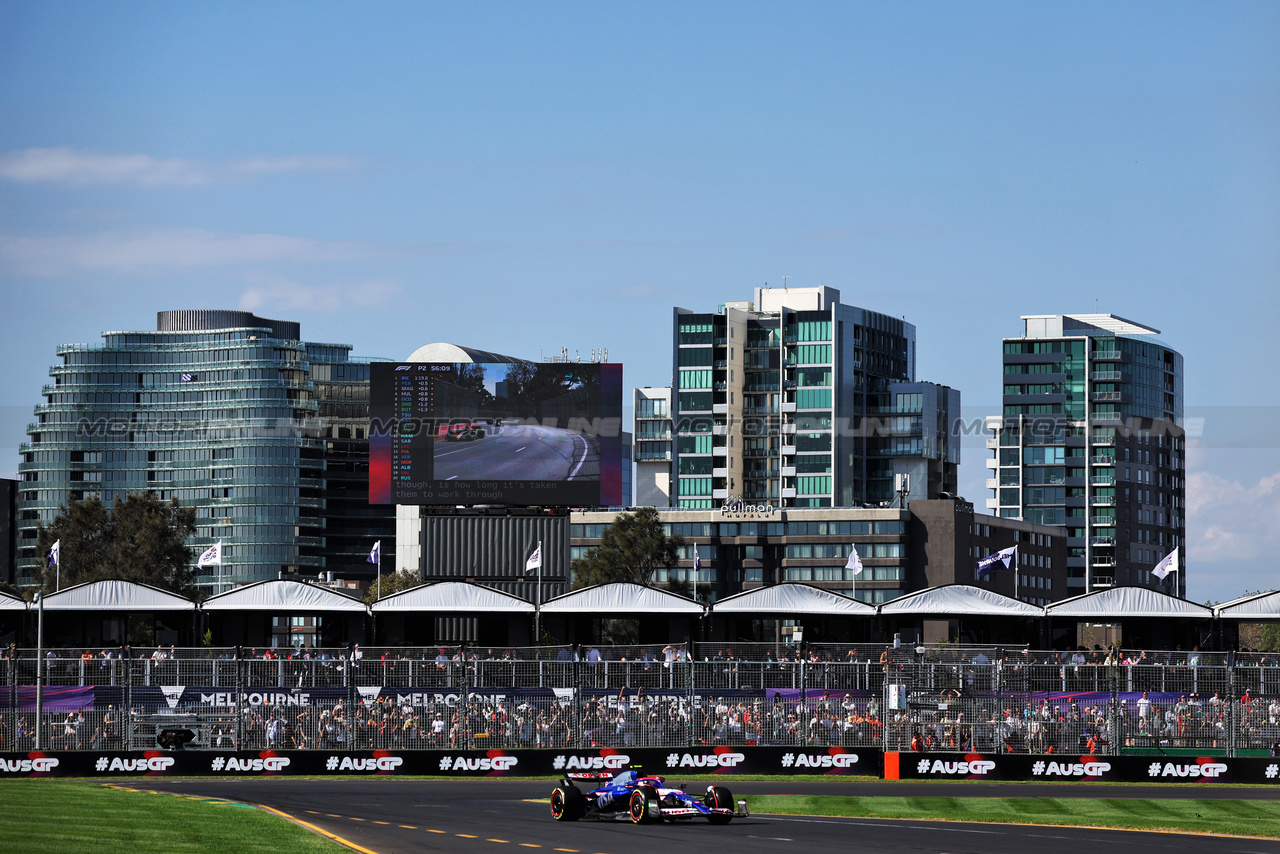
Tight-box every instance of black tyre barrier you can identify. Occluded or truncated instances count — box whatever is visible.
[4,748,1280,784]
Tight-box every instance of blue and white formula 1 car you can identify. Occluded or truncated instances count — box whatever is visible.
[549,769,745,824]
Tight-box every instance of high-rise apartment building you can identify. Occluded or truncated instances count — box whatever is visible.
[633,387,673,507]
[16,310,394,592]
[987,314,1185,596]
[669,287,959,509]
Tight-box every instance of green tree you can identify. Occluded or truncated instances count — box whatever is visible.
[570,507,686,590]
[364,570,422,603]
[35,492,197,596]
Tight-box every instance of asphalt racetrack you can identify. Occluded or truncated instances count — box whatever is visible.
[433,424,599,482]
[138,778,1280,854]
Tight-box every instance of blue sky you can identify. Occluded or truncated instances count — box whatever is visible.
[1,2,1276,602]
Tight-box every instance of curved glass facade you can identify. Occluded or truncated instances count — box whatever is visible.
[16,311,392,593]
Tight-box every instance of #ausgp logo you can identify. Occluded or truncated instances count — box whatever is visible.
[0,756,59,773]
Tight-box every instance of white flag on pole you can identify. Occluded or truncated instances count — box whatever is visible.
[47,539,60,568]
[197,541,222,567]
[525,543,542,573]
[845,545,863,575]
[1151,547,1179,580]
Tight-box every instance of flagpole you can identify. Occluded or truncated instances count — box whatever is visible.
[536,540,542,645]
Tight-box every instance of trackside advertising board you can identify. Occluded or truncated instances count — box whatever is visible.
[0,746,876,778]
[6,749,1280,783]
[885,751,1280,784]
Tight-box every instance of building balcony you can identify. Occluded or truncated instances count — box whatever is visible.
[1091,576,1115,587]
[714,360,727,368]
[985,478,999,490]
[712,488,729,499]
[712,467,728,478]
[780,445,796,456]
[712,403,728,415]
[712,445,727,456]
[1090,456,1115,465]
[711,425,728,436]
[985,457,999,469]
[1091,495,1116,506]
[1090,435,1115,446]
[1091,556,1117,567]
[1090,536,1115,547]
[1091,350,1127,362]
[780,423,797,435]
[780,487,797,499]
[1091,475,1116,486]
[780,466,796,478]
[986,438,999,449]
[1090,516,1115,526]
[1090,370,1128,382]
[1091,412,1123,423]
[780,402,797,413]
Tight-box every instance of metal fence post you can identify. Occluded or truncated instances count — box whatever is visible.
[234,645,244,750]
[1227,653,1237,758]
[800,657,809,748]
[686,653,695,749]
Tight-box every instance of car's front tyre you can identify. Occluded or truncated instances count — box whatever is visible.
[629,787,659,823]
[704,785,734,824]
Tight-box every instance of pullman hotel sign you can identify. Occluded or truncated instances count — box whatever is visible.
[719,496,778,519]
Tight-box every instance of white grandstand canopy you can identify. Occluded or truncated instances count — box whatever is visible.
[712,583,875,616]
[38,579,196,611]
[878,584,1042,617]
[1045,586,1211,619]
[201,579,367,612]
[371,581,535,614]
[1214,590,1280,621]
[540,582,703,615]
[0,590,27,611]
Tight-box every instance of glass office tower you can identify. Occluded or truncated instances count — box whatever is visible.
[987,314,1185,596]
[16,310,393,592]
[670,287,959,509]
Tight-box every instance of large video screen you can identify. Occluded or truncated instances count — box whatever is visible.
[369,361,623,506]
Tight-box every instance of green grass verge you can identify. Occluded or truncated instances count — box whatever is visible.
[0,780,345,854]
[746,794,1280,838]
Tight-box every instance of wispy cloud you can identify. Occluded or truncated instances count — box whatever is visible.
[0,227,369,276]
[239,277,402,313]
[0,147,356,187]
[1187,469,1280,563]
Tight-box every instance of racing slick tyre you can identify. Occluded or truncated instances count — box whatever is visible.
[703,785,735,824]
[550,785,586,821]
[629,787,659,824]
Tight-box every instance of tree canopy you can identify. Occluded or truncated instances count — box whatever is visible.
[35,492,198,597]
[570,507,686,590]
[363,569,422,604]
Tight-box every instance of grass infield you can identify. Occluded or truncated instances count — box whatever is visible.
[0,780,345,854]
[745,794,1280,838]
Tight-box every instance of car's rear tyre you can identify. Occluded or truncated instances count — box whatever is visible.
[704,785,734,824]
[550,785,585,821]
[629,786,659,823]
